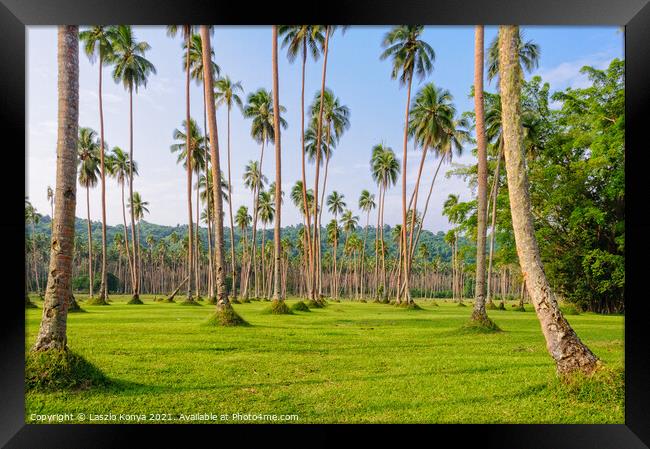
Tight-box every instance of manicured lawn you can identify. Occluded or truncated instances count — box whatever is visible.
[25,295,624,424]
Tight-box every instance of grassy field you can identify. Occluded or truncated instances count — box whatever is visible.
[25,294,624,424]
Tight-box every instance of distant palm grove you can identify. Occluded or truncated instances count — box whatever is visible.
[26,25,623,381]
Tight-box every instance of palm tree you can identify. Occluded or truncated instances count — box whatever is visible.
[77,127,100,301]
[340,209,359,297]
[167,24,197,304]
[79,25,116,302]
[33,25,80,352]
[258,189,274,299]
[46,186,54,231]
[326,191,345,297]
[271,26,284,302]
[243,160,267,298]
[107,146,138,295]
[235,205,252,299]
[25,200,42,298]
[358,190,376,299]
[112,25,156,302]
[370,144,400,300]
[472,25,490,324]
[215,75,244,298]
[487,29,540,84]
[380,25,435,304]
[199,26,239,318]
[497,25,598,375]
[278,25,325,302]
[128,191,149,300]
[406,82,455,275]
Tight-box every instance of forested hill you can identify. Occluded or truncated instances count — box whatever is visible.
[28,216,467,263]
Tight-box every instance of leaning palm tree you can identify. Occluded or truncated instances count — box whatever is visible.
[497,25,598,375]
[32,25,82,354]
[278,25,325,302]
[380,25,434,304]
[77,127,100,302]
[107,146,138,295]
[199,26,244,323]
[215,75,244,298]
[326,191,346,298]
[79,25,116,302]
[358,190,376,299]
[167,24,197,304]
[111,24,156,302]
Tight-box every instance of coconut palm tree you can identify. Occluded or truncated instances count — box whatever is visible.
[128,191,149,299]
[380,25,435,304]
[77,127,100,301]
[370,143,400,300]
[257,189,274,299]
[79,25,116,302]
[25,200,42,298]
[111,25,156,302]
[487,29,540,84]
[358,190,376,299]
[243,160,267,298]
[33,25,80,352]
[497,25,598,375]
[235,205,252,298]
[326,191,345,297]
[167,24,197,304]
[107,146,138,294]
[278,25,325,301]
[46,186,54,230]
[215,75,244,298]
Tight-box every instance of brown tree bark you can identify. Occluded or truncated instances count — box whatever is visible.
[472,25,490,322]
[498,25,599,375]
[272,25,283,301]
[33,25,79,351]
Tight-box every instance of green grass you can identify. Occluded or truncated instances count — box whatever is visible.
[25,294,624,424]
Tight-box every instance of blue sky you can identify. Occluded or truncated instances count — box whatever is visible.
[26,25,623,231]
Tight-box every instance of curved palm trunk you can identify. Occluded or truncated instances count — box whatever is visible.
[486,141,503,305]
[272,26,283,301]
[399,74,414,304]
[98,53,109,301]
[86,185,94,298]
[201,26,230,308]
[120,182,135,291]
[311,25,330,303]
[405,143,428,278]
[299,37,314,301]
[410,156,444,260]
[472,25,489,322]
[498,25,598,375]
[33,25,79,351]
[128,87,139,300]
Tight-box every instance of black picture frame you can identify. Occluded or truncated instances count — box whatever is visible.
[2,0,648,446]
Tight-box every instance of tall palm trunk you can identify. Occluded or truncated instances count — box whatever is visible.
[86,186,94,298]
[98,52,109,302]
[128,87,139,300]
[184,29,195,302]
[399,73,414,304]
[486,141,503,305]
[121,182,135,291]
[380,182,388,300]
[410,156,444,260]
[195,179,200,297]
[299,37,314,301]
[33,25,79,351]
[360,210,370,299]
[311,25,330,303]
[272,25,283,301]
[226,104,237,298]
[472,25,489,322]
[498,25,598,375]
[200,26,231,308]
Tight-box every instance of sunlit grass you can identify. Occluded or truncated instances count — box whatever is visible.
[25,294,624,424]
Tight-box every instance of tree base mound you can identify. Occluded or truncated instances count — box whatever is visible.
[231,298,242,304]
[87,296,109,306]
[291,301,311,312]
[553,364,622,401]
[307,299,324,308]
[359,299,367,303]
[486,301,498,310]
[68,296,85,312]
[497,302,506,310]
[430,301,440,307]
[240,298,251,303]
[461,317,502,334]
[514,305,526,312]
[270,300,293,315]
[163,297,176,303]
[25,300,38,309]
[196,296,204,302]
[127,296,144,305]
[180,299,202,306]
[457,302,467,307]
[396,302,423,310]
[206,303,248,327]
[207,297,218,305]
[26,349,109,391]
